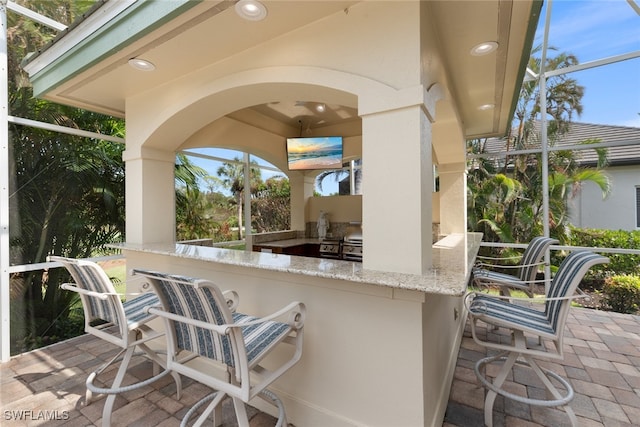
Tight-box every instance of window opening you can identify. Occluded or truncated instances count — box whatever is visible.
[636,187,640,228]
[177,148,290,246]
[315,158,362,196]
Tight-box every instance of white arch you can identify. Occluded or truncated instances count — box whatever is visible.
[140,65,416,153]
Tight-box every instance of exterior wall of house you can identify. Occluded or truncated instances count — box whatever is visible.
[570,165,640,230]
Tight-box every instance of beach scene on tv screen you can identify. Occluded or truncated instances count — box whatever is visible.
[287,136,343,170]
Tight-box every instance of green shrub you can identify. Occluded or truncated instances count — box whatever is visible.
[568,227,640,276]
[603,275,640,314]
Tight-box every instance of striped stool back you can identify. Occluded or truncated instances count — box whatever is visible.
[545,251,608,332]
[138,270,237,365]
[49,256,128,340]
[472,236,559,298]
[517,236,558,282]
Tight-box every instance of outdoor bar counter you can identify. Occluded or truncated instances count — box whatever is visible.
[114,232,482,427]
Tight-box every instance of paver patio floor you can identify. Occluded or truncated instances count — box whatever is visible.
[1,307,639,426]
[444,307,640,427]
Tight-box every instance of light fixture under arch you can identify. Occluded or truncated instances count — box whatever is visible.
[235,0,268,21]
[128,58,155,71]
[470,41,499,56]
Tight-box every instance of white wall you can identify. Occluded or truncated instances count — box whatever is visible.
[307,195,362,224]
[570,165,639,230]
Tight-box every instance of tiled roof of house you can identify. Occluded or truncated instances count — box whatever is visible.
[482,122,640,166]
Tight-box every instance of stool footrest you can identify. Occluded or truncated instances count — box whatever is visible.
[475,354,574,407]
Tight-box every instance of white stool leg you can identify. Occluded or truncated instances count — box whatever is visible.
[483,351,518,427]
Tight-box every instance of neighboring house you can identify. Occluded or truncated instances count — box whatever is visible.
[564,122,640,231]
[481,122,640,231]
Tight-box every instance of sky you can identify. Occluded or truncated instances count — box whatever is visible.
[538,0,640,127]
[185,0,640,195]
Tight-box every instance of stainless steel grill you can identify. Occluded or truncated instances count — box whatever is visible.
[318,222,363,262]
[341,240,362,261]
[319,240,341,259]
[342,222,363,262]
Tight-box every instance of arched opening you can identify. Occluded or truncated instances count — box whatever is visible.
[129,71,385,252]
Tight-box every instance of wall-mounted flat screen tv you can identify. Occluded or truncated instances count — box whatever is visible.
[286,136,343,170]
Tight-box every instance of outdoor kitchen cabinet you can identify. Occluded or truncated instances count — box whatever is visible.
[253,241,320,258]
[253,239,361,261]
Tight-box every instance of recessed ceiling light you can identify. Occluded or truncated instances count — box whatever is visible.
[315,104,326,113]
[470,41,499,56]
[128,58,155,71]
[235,0,267,21]
[478,104,495,111]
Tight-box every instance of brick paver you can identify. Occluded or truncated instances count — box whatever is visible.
[445,307,640,426]
[1,307,638,426]
[0,340,275,427]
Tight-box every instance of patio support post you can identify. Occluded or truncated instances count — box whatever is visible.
[123,147,177,244]
[287,173,313,233]
[243,152,252,250]
[539,0,553,289]
[437,162,467,236]
[361,96,434,275]
[0,0,9,362]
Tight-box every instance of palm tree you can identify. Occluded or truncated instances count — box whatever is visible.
[467,47,610,246]
[316,159,362,195]
[8,1,126,352]
[175,154,218,241]
[510,46,584,152]
[216,157,263,240]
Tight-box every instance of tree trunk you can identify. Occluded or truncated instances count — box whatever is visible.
[236,192,243,240]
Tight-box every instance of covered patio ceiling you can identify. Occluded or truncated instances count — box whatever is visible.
[23,0,540,140]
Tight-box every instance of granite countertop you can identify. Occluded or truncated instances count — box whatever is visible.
[111,232,482,296]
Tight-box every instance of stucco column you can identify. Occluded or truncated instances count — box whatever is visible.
[438,162,467,235]
[288,172,315,233]
[361,104,433,274]
[123,146,176,244]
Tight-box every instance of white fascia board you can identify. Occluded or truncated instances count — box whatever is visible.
[22,0,136,76]
[7,1,67,31]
